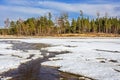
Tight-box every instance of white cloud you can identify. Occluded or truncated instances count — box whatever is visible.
[4,0,32,6]
[0,0,120,27]
[38,1,120,17]
[0,5,54,15]
[0,5,55,26]
[2,0,120,17]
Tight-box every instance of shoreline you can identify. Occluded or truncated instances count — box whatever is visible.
[0,38,119,80]
[0,40,90,80]
[0,35,120,39]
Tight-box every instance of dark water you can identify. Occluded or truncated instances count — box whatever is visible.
[0,40,94,80]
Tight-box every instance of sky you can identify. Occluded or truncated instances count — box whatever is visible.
[0,0,120,27]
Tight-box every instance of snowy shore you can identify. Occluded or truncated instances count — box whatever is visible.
[20,38,120,80]
[0,38,120,80]
[0,40,44,79]
[41,38,120,80]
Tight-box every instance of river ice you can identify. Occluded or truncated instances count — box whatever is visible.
[0,40,43,75]
[29,38,120,80]
[0,38,120,80]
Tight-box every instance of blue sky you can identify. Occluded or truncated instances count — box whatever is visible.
[0,0,120,27]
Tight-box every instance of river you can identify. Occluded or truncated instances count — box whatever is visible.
[0,40,88,80]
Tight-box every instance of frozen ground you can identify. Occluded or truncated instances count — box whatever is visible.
[0,39,43,76]
[41,38,120,80]
[20,38,120,80]
[0,38,120,80]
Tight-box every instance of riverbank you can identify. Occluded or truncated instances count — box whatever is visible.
[0,39,88,80]
[0,40,47,80]
[0,38,120,80]
[0,33,120,39]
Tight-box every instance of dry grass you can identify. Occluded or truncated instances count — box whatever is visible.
[0,33,120,39]
[55,33,120,37]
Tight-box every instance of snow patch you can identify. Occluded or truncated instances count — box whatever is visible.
[40,38,120,80]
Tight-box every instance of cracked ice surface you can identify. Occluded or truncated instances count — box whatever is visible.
[31,38,120,80]
[0,38,120,80]
[0,40,43,74]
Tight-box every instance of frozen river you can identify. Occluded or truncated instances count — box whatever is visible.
[0,38,120,80]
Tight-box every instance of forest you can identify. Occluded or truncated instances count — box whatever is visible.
[0,11,120,36]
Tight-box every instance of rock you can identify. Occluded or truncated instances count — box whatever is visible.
[100,61,105,63]
[60,77,64,80]
[79,77,85,80]
[85,78,92,80]
[109,60,118,63]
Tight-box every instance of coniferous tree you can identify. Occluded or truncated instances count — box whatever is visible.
[76,17,81,33]
[71,18,76,33]
[5,12,120,36]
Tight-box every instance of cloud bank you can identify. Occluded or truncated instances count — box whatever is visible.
[0,0,120,27]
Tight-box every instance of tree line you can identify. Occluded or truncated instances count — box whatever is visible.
[0,11,120,36]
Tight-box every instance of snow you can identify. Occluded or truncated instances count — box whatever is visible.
[0,38,120,80]
[0,58,20,73]
[41,45,71,53]
[32,38,120,80]
[0,43,12,49]
[0,40,43,74]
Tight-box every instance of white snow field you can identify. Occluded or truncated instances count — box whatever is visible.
[20,38,120,80]
[0,39,43,75]
[0,38,120,80]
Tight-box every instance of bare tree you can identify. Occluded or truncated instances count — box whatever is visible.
[96,11,100,32]
[4,18,10,35]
